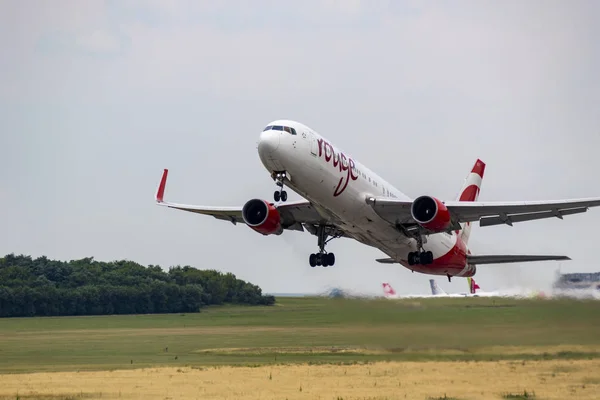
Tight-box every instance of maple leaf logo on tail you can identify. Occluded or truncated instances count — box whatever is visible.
[382,283,396,297]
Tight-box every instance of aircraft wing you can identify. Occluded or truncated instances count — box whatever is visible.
[366,197,600,228]
[467,254,571,265]
[155,169,335,233]
[439,198,600,227]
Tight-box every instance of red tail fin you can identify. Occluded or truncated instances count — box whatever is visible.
[457,159,485,202]
[456,160,485,245]
[382,283,396,297]
[468,277,481,294]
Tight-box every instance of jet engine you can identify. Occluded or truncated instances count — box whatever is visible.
[242,199,283,235]
[411,195,452,232]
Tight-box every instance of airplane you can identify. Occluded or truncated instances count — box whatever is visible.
[428,278,482,297]
[429,278,548,298]
[382,282,399,298]
[155,119,600,281]
[468,277,481,294]
[383,279,546,299]
[381,282,425,299]
[381,281,471,298]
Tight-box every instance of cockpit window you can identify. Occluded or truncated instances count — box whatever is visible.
[262,125,297,135]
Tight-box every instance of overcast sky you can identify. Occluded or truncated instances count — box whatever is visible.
[1,0,599,296]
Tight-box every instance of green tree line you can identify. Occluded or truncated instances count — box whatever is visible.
[0,254,275,317]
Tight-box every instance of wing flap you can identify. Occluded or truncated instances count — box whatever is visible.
[467,254,571,265]
[479,207,588,227]
[365,197,415,225]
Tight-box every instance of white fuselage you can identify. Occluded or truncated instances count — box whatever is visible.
[257,120,472,277]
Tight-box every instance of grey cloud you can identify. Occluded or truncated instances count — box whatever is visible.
[36,30,128,57]
[1,1,599,295]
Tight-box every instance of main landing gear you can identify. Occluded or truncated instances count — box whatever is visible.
[406,235,434,266]
[273,171,288,202]
[309,225,339,268]
[407,251,434,266]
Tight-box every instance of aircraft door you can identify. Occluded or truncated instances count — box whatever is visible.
[309,132,318,156]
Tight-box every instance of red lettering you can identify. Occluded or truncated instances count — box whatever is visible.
[349,159,358,180]
[316,139,359,196]
[324,142,333,162]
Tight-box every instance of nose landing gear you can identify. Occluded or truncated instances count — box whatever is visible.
[273,171,288,202]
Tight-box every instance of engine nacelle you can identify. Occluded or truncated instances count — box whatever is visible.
[411,195,452,232]
[242,199,283,236]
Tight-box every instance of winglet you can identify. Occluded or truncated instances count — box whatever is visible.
[156,169,168,203]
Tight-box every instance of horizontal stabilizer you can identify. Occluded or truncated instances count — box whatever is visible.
[467,254,571,265]
[376,258,397,264]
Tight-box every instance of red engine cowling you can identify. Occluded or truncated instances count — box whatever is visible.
[410,195,452,232]
[242,199,283,235]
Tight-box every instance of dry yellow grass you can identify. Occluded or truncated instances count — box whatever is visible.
[1,359,598,400]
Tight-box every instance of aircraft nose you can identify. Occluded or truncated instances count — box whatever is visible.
[258,129,280,155]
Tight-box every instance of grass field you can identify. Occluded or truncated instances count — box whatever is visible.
[0,296,599,399]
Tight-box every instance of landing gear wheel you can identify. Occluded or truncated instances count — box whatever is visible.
[408,252,417,266]
[274,191,281,202]
[408,251,433,265]
[307,225,341,268]
[326,253,335,266]
[312,252,334,267]
[280,191,287,202]
[422,251,433,265]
